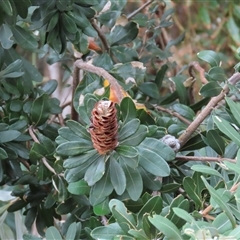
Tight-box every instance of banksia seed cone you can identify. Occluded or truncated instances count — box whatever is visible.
[89,101,118,155]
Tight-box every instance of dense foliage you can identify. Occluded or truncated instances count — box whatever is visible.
[0,0,240,239]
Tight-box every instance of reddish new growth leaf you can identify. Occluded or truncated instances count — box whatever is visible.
[89,101,118,155]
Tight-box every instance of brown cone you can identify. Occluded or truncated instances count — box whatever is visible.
[89,101,118,155]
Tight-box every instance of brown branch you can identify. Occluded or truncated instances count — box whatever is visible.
[71,66,80,121]
[189,61,208,84]
[178,72,240,147]
[155,105,192,125]
[74,60,125,103]
[127,0,154,20]
[176,156,236,163]
[61,101,71,109]
[29,126,57,175]
[91,20,109,52]
[18,158,30,170]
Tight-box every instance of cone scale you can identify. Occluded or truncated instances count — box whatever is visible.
[89,101,118,155]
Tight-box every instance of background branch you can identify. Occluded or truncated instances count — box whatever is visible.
[178,72,240,147]
[176,155,236,163]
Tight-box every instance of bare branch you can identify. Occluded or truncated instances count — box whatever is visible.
[176,155,236,163]
[74,60,125,103]
[178,72,240,147]
[127,0,155,20]
[91,20,109,52]
[29,126,57,175]
[188,61,208,84]
[154,105,192,125]
[71,66,80,121]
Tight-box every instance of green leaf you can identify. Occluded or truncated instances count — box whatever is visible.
[0,130,21,143]
[89,166,113,206]
[172,207,195,224]
[111,46,138,63]
[197,50,220,67]
[181,133,207,151]
[183,177,202,207]
[225,97,240,127]
[110,157,126,195]
[191,165,223,178]
[172,75,188,104]
[120,125,147,146]
[137,196,163,224]
[228,225,240,238]
[212,212,232,234]
[0,24,14,49]
[201,176,236,228]
[122,163,143,201]
[198,6,211,27]
[120,97,136,124]
[62,12,78,34]
[0,0,13,16]
[93,198,110,216]
[205,130,225,155]
[116,145,138,158]
[128,229,149,240]
[31,94,50,126]
[200,81,222,97]
[155,64,168,88]
[45,226,63,240]
[119,155,138,169]
[138,147,170,176]
[118,118,140,141]
[110,22,138,46]
[65,222,77,240]
[172,103,195,121]
[56,140,93,156]
[208,66,227,81]
[11,25,38,50]
[84,155,105,186]
[224,161,240,176]
[138,82,160,99]
[148,215,183,240]
[213,116,240,147]
[66,120,91,140]
[91,223,125,240]
[98,11,121,28]
[67,179,90,195]
[109,199,137,233]
[227,17,240,44]
[139,137,175,162]
[140,167,162,191]
[0,148,8,159]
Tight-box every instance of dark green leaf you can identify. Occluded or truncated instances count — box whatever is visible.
[148,215,183,240]
[84,155,105,186]
[138,82,160,99]
[172,75,188,104]
[110,157,126,195]
[11,25,38,50]
[208,66,227,81]
[120,97,136,124]
[172,103,195,121]
[31,94,50,126]
[166,32,185,49]
[0,130,21,143]
[205,130,225,155]
[56,140,93,156]
[0,148,8,159]
[97,11,121,28]
[202,176,235,228]
[122,163,143,201]
[227,17,240,45]
[118,118,140,141]
[109,199,136,233]
[116,145,138,158]
[191,165,223,178]
[0,0,13,16]
[93,198,110,216]
[181,133,207,151]
[138,146,170,177]
[120,124,147,146]
[8,199,28,212]
[66,120,91,140]
[200,81,222,97]
[65,222,77,240]
[213,116,240,147]
[111,46,138,63]
[226,97,240,127]
[110,22,138,46]
[62,12,78,34]
[197,50,220,67]
[155,64,168,88]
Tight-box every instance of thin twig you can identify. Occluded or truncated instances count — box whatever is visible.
[176,156,236,163]
[154,105,192,125]
[74,60,125,103]
[57,114,65,127]
[127,0,154,20]
[91,20,109,52]
[71,66,80,121]
[178,72,240,147]
[29,126,57,175]
[18,158,30,170]
[61,101,71,109]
